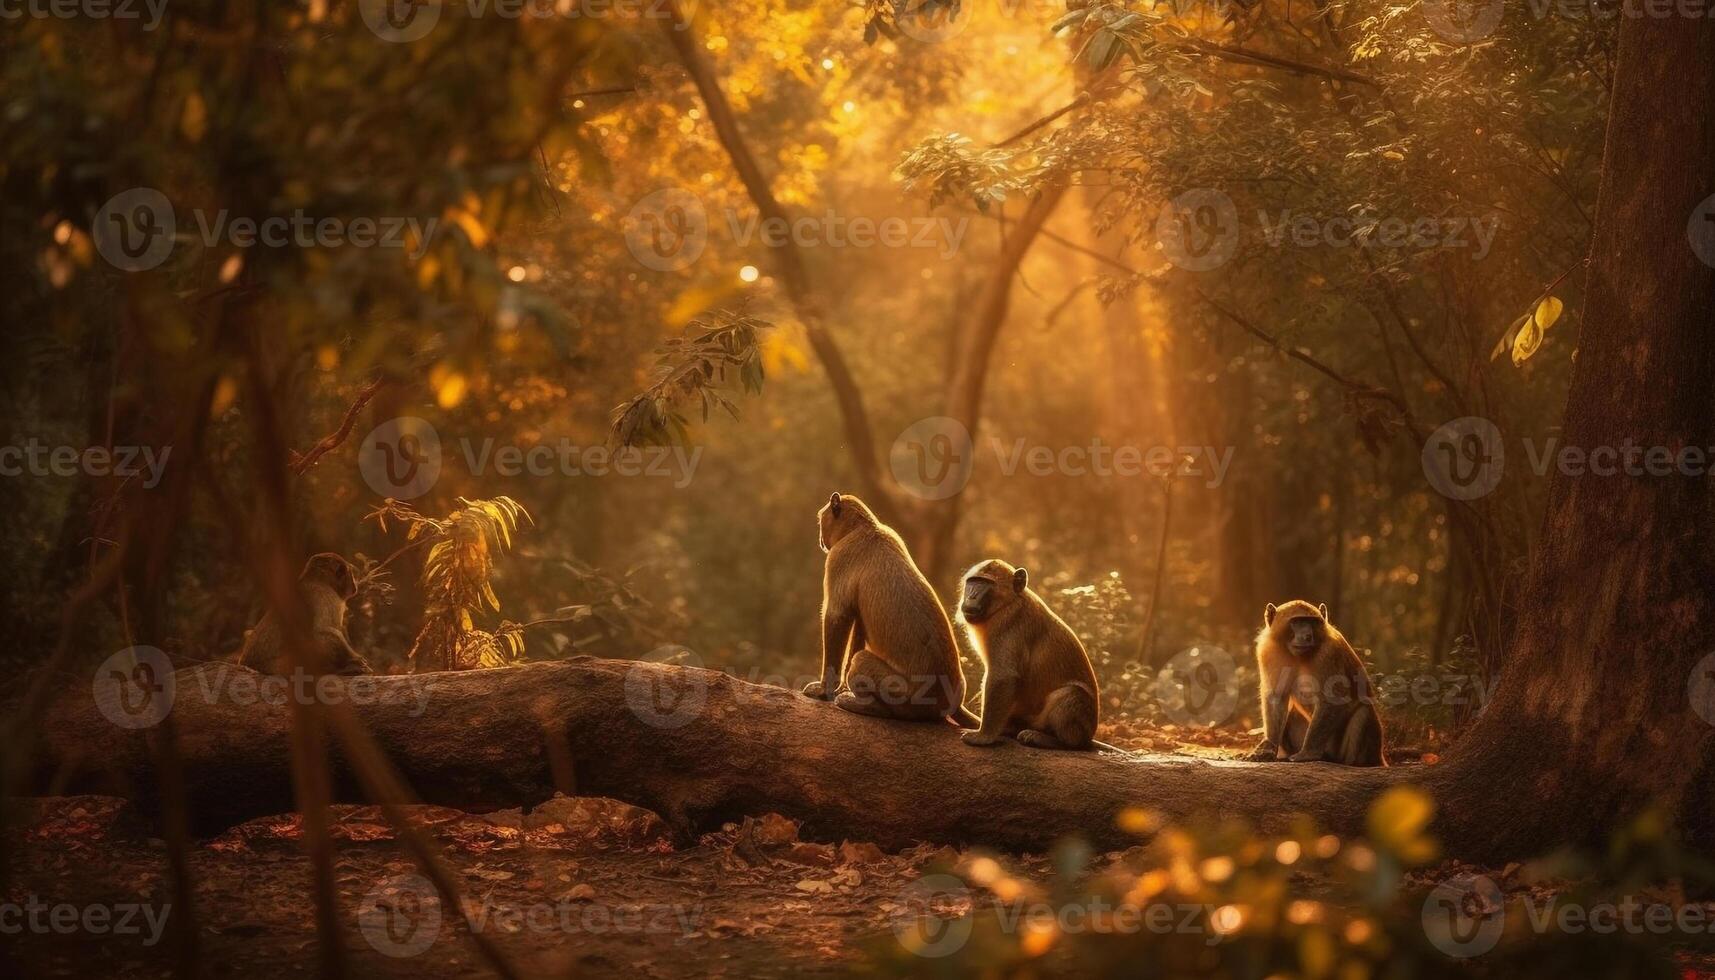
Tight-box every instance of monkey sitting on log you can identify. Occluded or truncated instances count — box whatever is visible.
[802,493,978,726]
[1247,600,1386,767]
[954,559,1110,751]
[238,553,373,676]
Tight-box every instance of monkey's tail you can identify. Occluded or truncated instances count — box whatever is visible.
[946,705,981,728]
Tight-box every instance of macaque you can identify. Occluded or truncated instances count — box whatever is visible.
[802,493,978,725]
[955,559,1103,751]
[238,553,373,676]
[1248,600,1385,766]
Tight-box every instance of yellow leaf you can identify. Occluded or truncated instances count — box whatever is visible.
[1115,807,1161,835]
[181,92,207,143]
[1533,294,1564,332]
[446,207,488,249]
[1366,785,1439,865]
[1511,317,1545,366]
[762,331,810,375]
[435,373,467,408]
[1491,313,1529,362]
[209,376,239,416]
[663,282,738,329]
[416,254,441,288]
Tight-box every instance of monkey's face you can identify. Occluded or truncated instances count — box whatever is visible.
[958,577,1002,624]
[1286,617,1324,655]
[304,553,357,599]
[1263,600,1332,656]
[958,561,1027,625]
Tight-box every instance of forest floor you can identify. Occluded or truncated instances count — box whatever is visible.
[7,724,1708,978]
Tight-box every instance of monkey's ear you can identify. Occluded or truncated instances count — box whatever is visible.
[1318,602,1329,621]
[1012,567,1028,594]
[828,492,842,516]
[1264,602,1277,626]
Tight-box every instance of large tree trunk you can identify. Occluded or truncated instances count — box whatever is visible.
[665,6,1065,586]
[34,660,1393,850]
[911,184,1069,584]
[1420,14,1715,859]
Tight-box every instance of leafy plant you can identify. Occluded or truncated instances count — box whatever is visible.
[366,496,533,672]
[610,309,769,447]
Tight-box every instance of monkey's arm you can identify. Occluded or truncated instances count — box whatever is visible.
[1290,699,1354,762]
[804,603,857,700]
[961,672,1017,747]
[320,628,373,676]
[1248,666,1291,761]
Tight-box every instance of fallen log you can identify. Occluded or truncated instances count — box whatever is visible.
[31,659,1403,851]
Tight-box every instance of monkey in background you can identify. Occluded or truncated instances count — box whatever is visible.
[1248,600,1386,767]
[955,559,1109,751]
[239,553,373,676]
[802,493,978,726]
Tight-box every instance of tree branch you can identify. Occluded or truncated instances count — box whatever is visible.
[660,4,898,523]
[945,186,1071,430]
[1186,39,1378,88]
[289,377,388,476]
[1193,289,1417,428]
[35,660,1398,851]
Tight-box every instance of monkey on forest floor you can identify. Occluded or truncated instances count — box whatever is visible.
[955,559,1123,752]
[1247,600,1386,767]
[801,493,978,726]
[238,553,373,677]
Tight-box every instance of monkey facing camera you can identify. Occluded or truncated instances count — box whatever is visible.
[1248,600,1386,767]
[955,559,1110,751]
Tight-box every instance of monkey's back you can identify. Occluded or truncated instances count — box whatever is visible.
[837,530,961,679]
[1014,595,1099,718]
